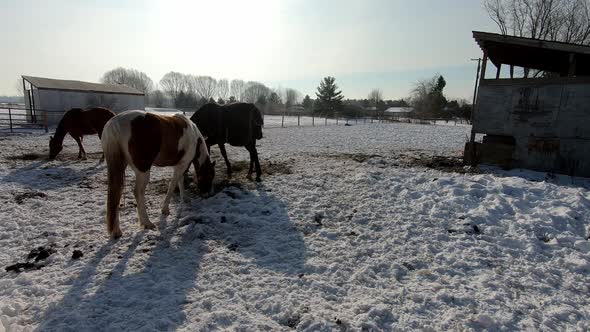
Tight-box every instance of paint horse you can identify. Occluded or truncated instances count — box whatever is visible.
[101,110,215,238]
[49,107,115,159]
[190,102,264,181]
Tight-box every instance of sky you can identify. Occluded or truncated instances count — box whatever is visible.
[0,0,497,100]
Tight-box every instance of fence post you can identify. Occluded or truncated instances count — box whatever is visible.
[336,117,339,125]
[281,113,285,128]
[8,108,13,133]
[297,115,300,126]
[312,115,315,126]
[44,110,48,133]
[325,116,327,126]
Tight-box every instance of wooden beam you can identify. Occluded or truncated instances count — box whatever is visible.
[569,53,577,77]
[496,64,502,79]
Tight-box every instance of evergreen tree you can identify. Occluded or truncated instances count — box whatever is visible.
[228,96,236,103]
[302,94,313,112]
[315,76,343,116]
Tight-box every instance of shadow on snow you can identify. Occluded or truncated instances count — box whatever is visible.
[36,184,306,331]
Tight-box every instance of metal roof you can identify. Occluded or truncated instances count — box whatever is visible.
[22,75,144,95]
[385,107,413,113]
[472,31,590,76]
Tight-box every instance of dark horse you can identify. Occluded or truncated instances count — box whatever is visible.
[190,103,264,181]
[49,107,116,159]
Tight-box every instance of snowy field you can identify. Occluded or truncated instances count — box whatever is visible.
[0,122,589,331]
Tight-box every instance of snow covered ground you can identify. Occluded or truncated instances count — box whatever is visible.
[0,122,589,331]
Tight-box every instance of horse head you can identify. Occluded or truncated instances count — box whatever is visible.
[194,157,215,194]
[48,135,62,159]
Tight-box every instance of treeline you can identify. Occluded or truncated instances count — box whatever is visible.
[100,68,303,112]
[100,68,471,120]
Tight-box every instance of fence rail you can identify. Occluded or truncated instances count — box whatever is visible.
[0,107,471,134]
[0,107,65,133]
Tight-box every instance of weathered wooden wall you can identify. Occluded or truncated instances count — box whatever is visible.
[473,78,590,176]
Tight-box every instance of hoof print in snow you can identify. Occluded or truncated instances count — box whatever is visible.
[220,216,227,223]
[282,315,300,329]
[314,213,324,225]
[298,273,305,278]
[228,243,239,252]
[402,262,416,271]
[262,210,272,216]
[224,191,237,199]
[335,318,343,325]
[347,231,359,237]
[71,250,84,260]
[538,234,552,243]
[30,246,56,262]
[14,191,47,204]
[5,262,34,272]
[448,223,481,235]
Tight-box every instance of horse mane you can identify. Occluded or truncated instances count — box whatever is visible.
[54,108,83,139]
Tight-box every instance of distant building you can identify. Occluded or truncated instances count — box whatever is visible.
[21,75,145,126]
[384,106,413,119]
[466,31,590,176]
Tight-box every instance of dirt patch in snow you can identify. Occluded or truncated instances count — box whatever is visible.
[227,159,293,176]
[5,152,47,161]
[324,151,478,174]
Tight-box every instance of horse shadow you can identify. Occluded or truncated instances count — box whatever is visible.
[2,158,106,191]
[36,184,306,331]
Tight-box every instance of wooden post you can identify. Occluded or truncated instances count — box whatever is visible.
[312,115,315,126]
[568,53,577,77]
[281,112,285,128]
[468,53,485,166]
[8,108,13,133]
[298,114,300,126]
[325,116,327,126]
[43,110,48,133]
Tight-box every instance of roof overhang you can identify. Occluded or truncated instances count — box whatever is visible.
[473,31,590,76]
[22,75,144,96]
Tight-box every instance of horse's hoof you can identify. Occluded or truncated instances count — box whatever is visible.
[110,229,123,239]
[255,177,262,182]
[142,222,156,230]
[161,207,170,215]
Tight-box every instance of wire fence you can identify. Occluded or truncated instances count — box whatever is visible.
[0,106,471,134]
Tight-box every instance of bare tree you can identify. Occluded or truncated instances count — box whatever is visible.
[15,78,23,96]
[243,81,270,104]
[484,0,590,44]
[217,79,229,101]
[284,88,302,109]
[194,76,217,100]
[368,89,383,107]
[230,79,246,101]
[149,90,167,108]
[159,72,187,101]
[101,67,154,94]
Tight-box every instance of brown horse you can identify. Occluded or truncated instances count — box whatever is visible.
[101,110,215,238]
[49,107,115,159]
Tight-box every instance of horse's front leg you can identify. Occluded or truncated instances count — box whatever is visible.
[134,170,155,230]
[73,136,86,159]
[162,164,188,215]
[218,144,232,176]
[246,142,262,182]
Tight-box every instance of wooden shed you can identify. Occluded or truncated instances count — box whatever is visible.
[465,31,590,177]
[22,75,145,126]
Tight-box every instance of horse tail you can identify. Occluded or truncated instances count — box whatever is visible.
[251,105,263,140]
[101,119,126,238]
